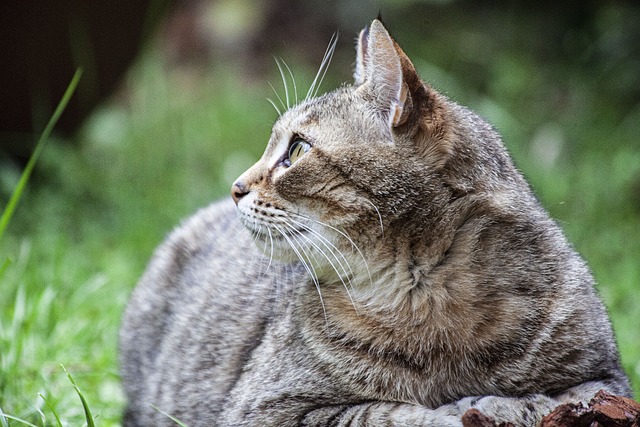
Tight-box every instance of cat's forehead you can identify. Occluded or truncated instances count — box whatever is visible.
[276,105,321,132]
[279,88,354,124]
[271,87,370,140]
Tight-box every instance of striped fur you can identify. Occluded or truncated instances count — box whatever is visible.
[120,19,630,426]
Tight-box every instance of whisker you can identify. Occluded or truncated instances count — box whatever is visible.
[313,32,338,99]
[280,224,320,284]
[245,220,272,277]
[288,222,348,280]
[266,97,282,116]
[289,212,373,288]
[250,244,267,278]
[306,32,338,100]
[274,224,328,323]
[274,57,290,109]
[248,232,262,271]
[363,198,384,237]
[287,218,356,285]
[249,219,262,247]
[286,221,359,314]
[268,81,287,112]
[280,58,298,105]
[265,227,275,274]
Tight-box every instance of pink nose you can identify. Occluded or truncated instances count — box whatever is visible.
[231,181,249,205]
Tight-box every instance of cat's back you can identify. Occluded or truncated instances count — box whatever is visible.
[119,198,286,426]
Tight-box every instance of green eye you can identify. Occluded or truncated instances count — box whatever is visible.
[288,139,311,164]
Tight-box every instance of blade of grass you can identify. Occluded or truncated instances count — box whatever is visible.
[34,408,46,427]
[151,404,189,427]
[39,394,63,427]
[0,68,83,241]
[62,364,95,427]
[0,407,8,427]
[0,408,38,427]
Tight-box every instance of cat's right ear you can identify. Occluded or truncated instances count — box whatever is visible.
[354,20,412,129]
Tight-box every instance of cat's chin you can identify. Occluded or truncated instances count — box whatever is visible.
[251,234,302,264]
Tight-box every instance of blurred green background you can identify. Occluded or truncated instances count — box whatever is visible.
[1,0,639,425]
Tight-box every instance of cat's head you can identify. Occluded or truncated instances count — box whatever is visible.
[231,19,513,282]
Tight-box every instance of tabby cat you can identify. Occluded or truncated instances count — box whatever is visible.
[120,19,631,426]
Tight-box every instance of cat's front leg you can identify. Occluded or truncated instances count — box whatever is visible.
[455,380,621,427]
[453,394,558,427]
[301,401,463,427]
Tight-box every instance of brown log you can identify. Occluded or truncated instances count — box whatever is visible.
[541,390,640,427]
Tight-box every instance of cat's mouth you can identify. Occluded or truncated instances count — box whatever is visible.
[236,209,304,242]
[252,226,298,242]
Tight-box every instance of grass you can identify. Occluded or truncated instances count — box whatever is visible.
[0,70,102,427]
[1,9,639,425]
[0,70,83,241]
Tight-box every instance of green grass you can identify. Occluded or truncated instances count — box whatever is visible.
[0,70,82,241]
[1,13,639,425]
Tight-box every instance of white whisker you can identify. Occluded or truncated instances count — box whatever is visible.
[288,222,349,280]
[287,221,359,314]
[274,224,328,323]
[307,32,338,100]
[288,218,356,285]
[280,224,320,284]
[265,227,275,274]
[364,198,384,237]
[266,97,282,116]
[280,58,298,105]
[249,240,261,272]
[274,57,290,109]
[268,82,287,112]
[289,212,373,288]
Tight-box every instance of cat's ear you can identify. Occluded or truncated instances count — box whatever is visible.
[354,26,369,87]
[356,21,450,164]
[354,19,411,128]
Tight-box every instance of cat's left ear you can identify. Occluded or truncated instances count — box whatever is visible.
[354,20,412,128]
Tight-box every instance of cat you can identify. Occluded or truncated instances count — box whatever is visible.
[119,19,631,426]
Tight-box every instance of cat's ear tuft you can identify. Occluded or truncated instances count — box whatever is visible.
[354,25,369,86]
[355,19,412,129]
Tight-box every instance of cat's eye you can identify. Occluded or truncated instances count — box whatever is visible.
[288,138,311,165]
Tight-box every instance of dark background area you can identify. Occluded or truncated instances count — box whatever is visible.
[3,0,639,157]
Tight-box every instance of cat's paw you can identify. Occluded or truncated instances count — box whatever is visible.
[370,402,464,427]
[415,402,464,427]
[467,395,557,427]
